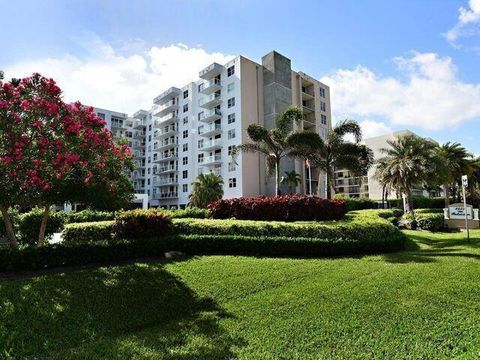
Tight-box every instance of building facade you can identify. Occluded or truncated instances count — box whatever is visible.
[334,130,431,200]
[97,50,332,208]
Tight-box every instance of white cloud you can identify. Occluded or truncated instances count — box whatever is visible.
[321,51,480,131]
[359,120,393,139]
[445,0,480,45]
[3,41,234,114]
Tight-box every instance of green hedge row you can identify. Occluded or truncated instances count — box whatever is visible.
[0,231,407,272]
[388,197,447,209]
[333,195,378,211]
[62,221,115,245]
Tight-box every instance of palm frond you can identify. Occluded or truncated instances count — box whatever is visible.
[333,119,362,143]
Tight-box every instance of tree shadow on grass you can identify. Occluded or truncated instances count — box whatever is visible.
[0,259,244,359]
[383,232,480,264]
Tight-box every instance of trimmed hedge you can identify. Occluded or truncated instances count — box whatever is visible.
[388,197,447,209]
[65,210,116,224]
[167,207,211,219]
[208,195,347,221]
[414,208,444,214]
[17,209,65,245]
[63,221,115,245]
[416,213,445,232]
[174,210,398,242]
[333,195,378,212]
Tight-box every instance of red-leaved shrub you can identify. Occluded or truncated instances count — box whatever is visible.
[208,195,346,222]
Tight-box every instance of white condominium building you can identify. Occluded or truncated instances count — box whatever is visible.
[98,50,332,209]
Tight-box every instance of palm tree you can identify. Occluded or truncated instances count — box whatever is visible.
[281,170,301,194]
[232,106,311,196]
[188,172,224,208]
[375,135,435,213]
[288,119,374,199]
[433,142,473,208]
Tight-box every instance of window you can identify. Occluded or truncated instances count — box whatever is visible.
[227,113,235,124]
[183,130,188,139]
[198,111,204,121]
[182,184,188,192]
[321,128,328,139]
[227,65,235,77]
[183,104,189,113]
[198,153,204,163]
[320,102,326,112]
[319,87,326,98]
[198,83,203,92]
[182,170,188,179]
[183,143,188,152]
[183,89,189,99]
[229,178,237,188]
[227,97,235,108]
[147,179,150,185]
[97,112,106,120]
[228,145,234,156]
[227,82,235,92]
[228,162,236,172]
[183,156,188,165]
[321,114,327,125]
[183,117,188,125]
[198,139,204,148]
[228,129,236,139]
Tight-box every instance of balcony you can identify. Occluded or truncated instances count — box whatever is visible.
[198,108,222,123]
[110,121,126,130]
[199,154,222,166]
[153,152,178,163]
[133,130,146,139]
[133,173,145,180]
[200,167,221,177]
[199,93,222,109]
[302,100,315,114]
[155,112,178,126]
[200,78,222,95]
[155,177,178,186]
[134,161,146,169]
[131,141,145,150]
[132,109,149,120]
[133,150,145,158]
[158,164,178,173]
[153,87,181,105]
[199,138,222,151]
[156,191,178,199]
[199,63,223,80]
[153,126,177,139]
[153,138,178,151]
[304,113,316,125]
[198,122,221,137]
[152,99,178,117]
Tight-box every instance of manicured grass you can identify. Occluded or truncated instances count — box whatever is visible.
[1,230,480,359]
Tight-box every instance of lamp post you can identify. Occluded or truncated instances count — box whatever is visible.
[461,175,470,242]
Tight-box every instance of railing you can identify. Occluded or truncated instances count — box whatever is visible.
[198,123,221,135]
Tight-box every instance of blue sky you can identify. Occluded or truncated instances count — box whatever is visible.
[1,0,480,154]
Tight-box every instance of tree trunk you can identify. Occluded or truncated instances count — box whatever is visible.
[275,160,280,196]
[0,205,18,247]
[37,205,50,247]
[316,170,322,197]
[381,185,386,209]
[444,183,450,208]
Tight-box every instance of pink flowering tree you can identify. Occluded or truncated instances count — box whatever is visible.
[0,74,134,246]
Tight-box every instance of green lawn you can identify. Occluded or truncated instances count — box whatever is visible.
[1,230,480,359]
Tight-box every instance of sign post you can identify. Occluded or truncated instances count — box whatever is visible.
[462,175,470,242]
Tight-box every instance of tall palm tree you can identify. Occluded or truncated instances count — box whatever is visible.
[281,170,301,194]
[232,106,311,196]
[433,142,473,208]
[288,119,374,199]
[188,172,224,208]
[375,135,435,213]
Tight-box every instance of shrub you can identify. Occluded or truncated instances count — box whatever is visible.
[113,209,173,239]
[167,207,211,219]
[208,195,347,221]
[388,197,446,209]
[63,221,115,245]
[333,195,378,212]
[174,210,396,242]
[66,209,116,223]
[416,213,445,232]
[414,208,444,214]
[17,208,65,245]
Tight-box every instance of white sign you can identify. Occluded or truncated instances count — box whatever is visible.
[462,175,468,187]
[448,203,473,220]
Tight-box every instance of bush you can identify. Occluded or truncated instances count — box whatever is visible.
[113,209,173,239]
[333,195,378,212]
[65,209,116,223]
[208,195,347,221]
[414,208,444,214]
[17,208,65,245]
[416,213,445,232]
[167,207,211,219]
[174,210,397,242]
[388,197,446,209]
[63,221,115,245]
